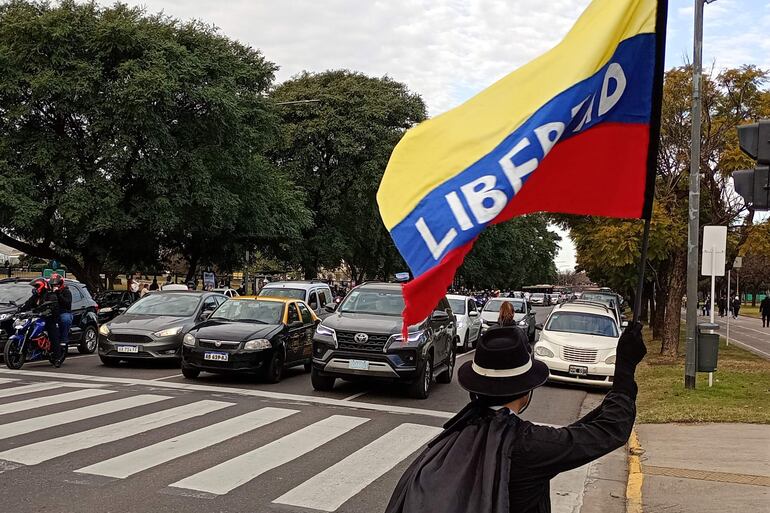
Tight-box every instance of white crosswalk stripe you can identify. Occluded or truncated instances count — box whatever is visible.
[0,381,105,399]
[169,414,370,495]
[0,389,115,415]
[274,423,442,511]
[75,407,299,478]
[0,378,18,385]
[0,400,233,465]
[0,394,169,441]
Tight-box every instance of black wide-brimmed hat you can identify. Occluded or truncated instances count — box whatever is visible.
[458,326,549,396]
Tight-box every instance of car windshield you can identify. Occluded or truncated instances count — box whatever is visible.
[581,292,617,306]
[0,283,30,305]
[125,294,200,317]
[447,298,466,315]
[339,289,404,316]
[210,300,284,324]
[258,287,305,300]
[483,299,525,313]
[545,312,618,337]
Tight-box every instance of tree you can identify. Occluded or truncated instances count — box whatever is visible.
[457,215,559,290]
[0,0,308,290]
[271,70,427,280]
[563,65,769,356]
[738,221,770,304]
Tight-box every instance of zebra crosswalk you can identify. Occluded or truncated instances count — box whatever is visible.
[0,378,443,512]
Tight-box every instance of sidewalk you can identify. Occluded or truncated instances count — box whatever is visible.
[636,423,770,512]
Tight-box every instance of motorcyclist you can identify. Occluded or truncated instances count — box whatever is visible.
[19,277,61,367]
[49,273,71,365]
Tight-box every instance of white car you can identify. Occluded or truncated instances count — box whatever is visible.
[447,294,482,352]
[213,287,240,298]
[480,297,537,342]
[533,302,622,387]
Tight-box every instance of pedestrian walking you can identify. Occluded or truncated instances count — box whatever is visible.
[385,324,646,513]
[139,283,150,298]
[149,278,159,291]
[732,296,741,319]
[718,295,726,317]
[760,293,770,328]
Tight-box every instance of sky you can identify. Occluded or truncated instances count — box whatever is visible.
[93,0,768,271]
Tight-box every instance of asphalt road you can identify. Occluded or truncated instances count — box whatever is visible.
[708,312,770,360]
[0,305,606,513]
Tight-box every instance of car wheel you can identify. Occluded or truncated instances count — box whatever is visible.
[264,347,285,384]
[461,332,470,353]
[311,367,336,391]
[408,354,433,399]
[181,365,200,379]
[99,355,120,367]
[437,344,455,384]
[78,325,98,354]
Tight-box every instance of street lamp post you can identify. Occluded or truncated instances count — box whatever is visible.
[685,0,715,389]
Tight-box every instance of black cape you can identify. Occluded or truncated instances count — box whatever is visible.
[385,391,636,513]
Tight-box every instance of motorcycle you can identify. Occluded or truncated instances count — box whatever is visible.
[3,311,58,370]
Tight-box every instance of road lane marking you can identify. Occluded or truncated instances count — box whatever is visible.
[0,381,105,399]
[169,415,369,495]
[0,378,18,385]
[0,400,232,465]
[0,369,457,419]
[341,391,369,401]
[274,423,442,511]
[0,394,170,441]
[149,374,183,381]
[0,389,115,415]
[76,407,298,478]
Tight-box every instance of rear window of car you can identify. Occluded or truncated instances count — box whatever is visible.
[545,312,618,337]
[448,298,466,315]
[483,299,525,313]
[258,287,305,300]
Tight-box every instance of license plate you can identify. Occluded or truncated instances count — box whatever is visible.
[117,345,139,353]
[204,352,229,362]
[569,365,588,376]
[348,359,369,370]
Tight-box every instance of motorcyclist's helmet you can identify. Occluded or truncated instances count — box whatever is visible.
[30,277,50,296]
[49,273,65,290]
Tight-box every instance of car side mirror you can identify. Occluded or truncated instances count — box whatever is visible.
[468,310,479,317]
[324,303,337,313]
[118,307,128,314]
[535,323,544,331]
[621,320,629,328]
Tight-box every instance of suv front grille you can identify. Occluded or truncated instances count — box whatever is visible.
[336,331,391,353]
[562,346,598,364]
[108,333,152,344]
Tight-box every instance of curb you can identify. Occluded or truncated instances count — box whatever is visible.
[626,428,644,513]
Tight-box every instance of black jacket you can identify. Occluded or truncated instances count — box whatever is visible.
[55,288,72,313]
[21,291,60,318]
[385,391,635,513]
[760,297,770,315]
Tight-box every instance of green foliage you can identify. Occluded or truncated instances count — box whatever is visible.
[457,215,559,290]
[0,1,308,288]
[271,70,427,280]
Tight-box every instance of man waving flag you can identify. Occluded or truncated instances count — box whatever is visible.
[378,0,668,329]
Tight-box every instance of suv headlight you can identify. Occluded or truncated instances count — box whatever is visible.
[13,319,26,330]
[153,326,182,338]
[389,330,426,348]
[0,313,9,322]
[605,354,616,365]
[100,307,113,313]
[244,339,272,351]
[534,345,554,358]
[99,324,110,336]
[183,333,196,347]
[315,324,336,340]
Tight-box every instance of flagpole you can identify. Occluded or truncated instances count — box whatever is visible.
[633,217,652,323]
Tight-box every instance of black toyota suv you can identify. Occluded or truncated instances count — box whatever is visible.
[311,282,458,399]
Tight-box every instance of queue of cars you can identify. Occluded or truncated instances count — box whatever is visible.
[1,275,629,397]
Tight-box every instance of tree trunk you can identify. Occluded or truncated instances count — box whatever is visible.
[64,256,104,293]
[185,253,199,284]
[661,250,687,357]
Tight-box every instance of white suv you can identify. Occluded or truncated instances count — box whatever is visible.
[446,294,482,352]
[258,281,334,318]
[533,302,620,388]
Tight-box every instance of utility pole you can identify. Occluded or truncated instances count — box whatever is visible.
[685,0,709,390]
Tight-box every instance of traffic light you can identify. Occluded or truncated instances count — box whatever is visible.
[734,120,770,210]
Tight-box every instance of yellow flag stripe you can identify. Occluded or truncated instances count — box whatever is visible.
[377,0,656,230]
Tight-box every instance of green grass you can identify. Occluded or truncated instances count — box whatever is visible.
[636,328,770,424]
[739,305,761,319]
